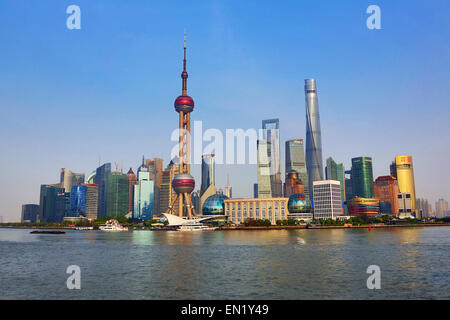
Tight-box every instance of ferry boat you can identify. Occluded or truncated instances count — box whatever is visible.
[99,219,128,232]
[163,213,219,232]
[178,224,217,231]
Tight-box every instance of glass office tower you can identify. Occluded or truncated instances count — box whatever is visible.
[325,157,346,202]
[285,139,309,197]
[200,154,215,197]
[134,170,154,221]
[39,184,64,222]
[107,172,129,217]
[70,185,87,217]
[261,119,282,197]
[351,157,374,198]
[95,163,111,218]
[305,79,324,199]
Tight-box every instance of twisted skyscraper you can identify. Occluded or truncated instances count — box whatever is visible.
[305,78,323,199]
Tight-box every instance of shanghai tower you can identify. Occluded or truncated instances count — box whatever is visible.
[305,78,323,199]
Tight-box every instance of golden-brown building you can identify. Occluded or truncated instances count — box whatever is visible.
[395,155,417,215]
[374,175,399,216]
[224,198,289,225]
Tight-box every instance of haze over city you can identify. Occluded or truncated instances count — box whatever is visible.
[0,0,449,221]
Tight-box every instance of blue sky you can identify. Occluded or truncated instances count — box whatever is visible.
[0,0,449,221]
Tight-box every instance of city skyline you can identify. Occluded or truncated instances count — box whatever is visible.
[1,0,449,221]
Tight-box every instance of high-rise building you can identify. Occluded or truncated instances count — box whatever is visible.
[374,176,400,216]
[257,139,272,198]
[285,139,309,197]
[60,168,85,192]
[325,157,346,203]
[351,157,374,199]
[260,119,282,197]
[21,204,39,223]
[95,163,111,218]
[416,198,430,218]
[435,198,449,218]
[133,170,154,221]
[284,170,305,197]
[39,184,64,222]
[191,191,200,214]
[145,158,163,215]
[126,168,137,214]
[398,193,413,218]
[159,160,181,215]
[199,154,217,215]
[312,180,342,220]
[200,154,215,196]
[305,78,324,200]
[394,155,417,215]
[345,178,353,201]
[70,184,98,220]
[106,171,129,217]
[55,192,71,223]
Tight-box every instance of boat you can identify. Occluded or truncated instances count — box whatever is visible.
[75,226,94,230]
[30,230,65,234]
[163,213,219,231]
[99,219,128,232]
[178,224,217,231]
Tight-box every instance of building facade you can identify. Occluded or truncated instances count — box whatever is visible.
[39,184,64,222]
[325,157,346,203]
[395,155,417,215]
[60,168,85,192]
[285,139,309,197]
[257,139,272,198]
[305,78,324,200]
[260,119,282,197]
[312,180,343,220]
[133,170,154,221]
[21,204,39,223]
[126,168,137,215]
[95,163,111,218]
[159,160,180,215]
[398,193,413,218]
[225,198,288,225]
[70,184,98,220]
[374,175,400,216]
[106,172,129,217]
[351,157,374,198]
[435,198,449,218]
[347,197,380,217]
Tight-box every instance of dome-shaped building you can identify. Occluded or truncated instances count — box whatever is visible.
[288,193,312,213]
[202,193,229,215]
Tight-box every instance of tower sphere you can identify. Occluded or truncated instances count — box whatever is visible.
[172,173,195,194]
[174,95,194,113]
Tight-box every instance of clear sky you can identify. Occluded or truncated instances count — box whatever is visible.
[0,0,449,221]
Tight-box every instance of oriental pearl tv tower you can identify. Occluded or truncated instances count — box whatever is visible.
[168,32,197,219]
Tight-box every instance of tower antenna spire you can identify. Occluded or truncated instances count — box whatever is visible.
[182,29,188,95]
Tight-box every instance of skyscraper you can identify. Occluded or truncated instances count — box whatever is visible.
[55,191,70,223]
[60,168,85,192]
[39,184,64,222]
[126,168,137,214]
[325,157,346,202]
[159,160,180,216]
[394,155,417,215]
[261,119,282,197]
[200,154,215,196]
[69,184,98,220]
[225,174,232,198]
[305,78,324,199]
[106,171,129,217]
[257,139,272,198]
[199,154,217,214]
[146,158,163,215]
[285,139,309,197]
[134,170,154,221]
[351,157,374,199]
[435,198,449,218]
[95,163,111,218]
